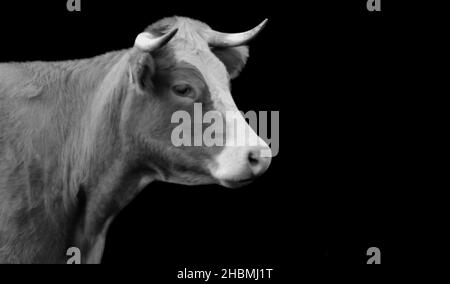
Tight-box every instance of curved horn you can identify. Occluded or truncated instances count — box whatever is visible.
[134,28,178,52]
[207,19,268,47]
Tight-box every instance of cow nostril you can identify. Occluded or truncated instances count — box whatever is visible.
[248,150,260,167]
[247,148,272,177]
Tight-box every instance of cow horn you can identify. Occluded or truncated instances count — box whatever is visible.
[207,19,268,47]
[134,28,178,52]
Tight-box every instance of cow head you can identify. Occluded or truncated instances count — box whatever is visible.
[122,17,271,188]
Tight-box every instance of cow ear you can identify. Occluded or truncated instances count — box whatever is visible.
[129,51,156,90]
[213,46,249,79]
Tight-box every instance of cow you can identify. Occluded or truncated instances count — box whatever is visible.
[0,16,272,263]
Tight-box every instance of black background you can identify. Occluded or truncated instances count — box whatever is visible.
[0,0,407,275]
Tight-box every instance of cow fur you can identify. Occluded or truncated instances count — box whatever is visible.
[0,16,258,263]
[0,50,133,263]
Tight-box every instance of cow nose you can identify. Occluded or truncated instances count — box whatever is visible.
[247,147,272,177]
[209,144,272,188]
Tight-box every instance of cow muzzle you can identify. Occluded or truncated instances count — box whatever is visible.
[210,143,272,188]
[208,109,272,188]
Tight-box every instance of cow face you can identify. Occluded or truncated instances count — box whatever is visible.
[125,17,271,188]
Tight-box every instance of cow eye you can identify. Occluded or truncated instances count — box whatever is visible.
[172,84,193,97]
